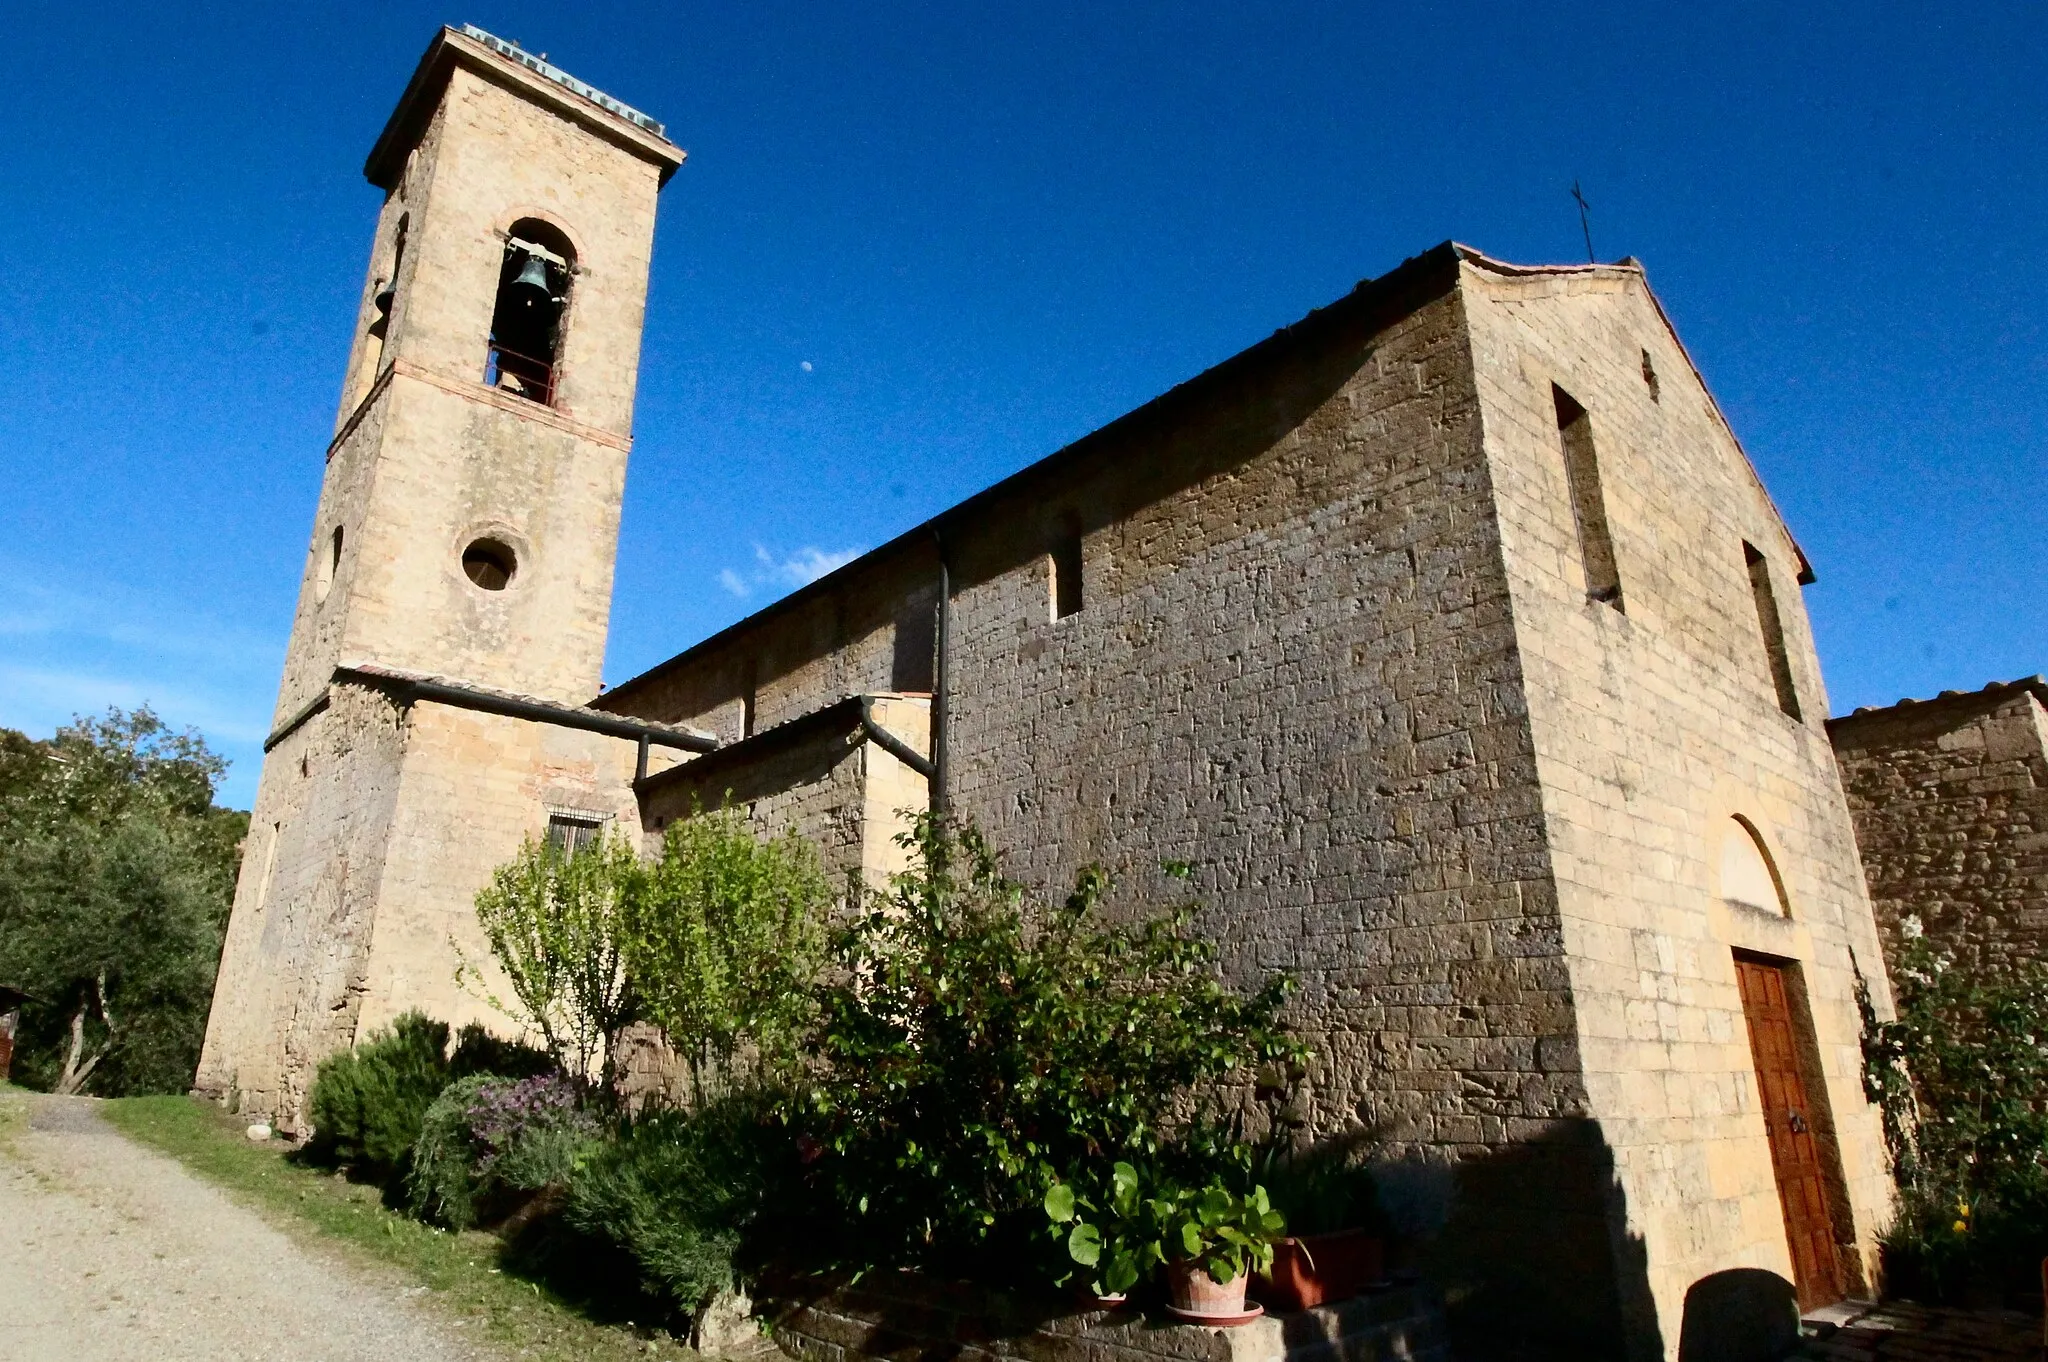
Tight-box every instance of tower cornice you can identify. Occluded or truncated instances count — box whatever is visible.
[365,25,685,190]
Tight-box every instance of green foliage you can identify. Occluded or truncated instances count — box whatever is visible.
[623,806,833,1100]
[409,1074,497,1228]
[800,815,1304,1277]
[1047,1162,1287,1294]
[565,1094,793,1315]
[408,1072,600,1229]
[1862,925,2048,1303]
[467,832,641,1096]
[307,1011,455,1177]
[1250,1135,1387,1238]
[0,708,246,1095]
[449,1022,556,1083]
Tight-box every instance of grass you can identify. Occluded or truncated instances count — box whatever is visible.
[101,1094,682,1362]
[0,1080,25,1147]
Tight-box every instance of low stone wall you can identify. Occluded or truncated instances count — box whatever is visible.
[765,1272,1450,1362]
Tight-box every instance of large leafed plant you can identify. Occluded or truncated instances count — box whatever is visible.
[798,815,1303,1277]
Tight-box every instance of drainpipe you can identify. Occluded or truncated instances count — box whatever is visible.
[932,529,951,818]
[859,696,935,779]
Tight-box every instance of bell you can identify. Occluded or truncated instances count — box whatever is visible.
[509,254,555,305]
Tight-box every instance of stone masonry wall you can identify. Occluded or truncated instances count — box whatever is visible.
[637,695,931,890]
[1828,684,2048,982]
[942,280,1584,1177]
[352,700,642,1049]
[197,683,410,1123]
[1462,260,1894,1353]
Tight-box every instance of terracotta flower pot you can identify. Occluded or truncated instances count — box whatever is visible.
[1165,1260,1259,1323]
[1253,1230,1385,1312]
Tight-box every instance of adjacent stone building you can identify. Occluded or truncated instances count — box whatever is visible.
[1828,677,2048,981]
[203,24,1907,1362]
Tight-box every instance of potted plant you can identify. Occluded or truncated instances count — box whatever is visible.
[1156,1182,1287,1322]
[1045,1162,1161,1306]
[1249,1142,1390,1312]
[1047,1168,1287,1324]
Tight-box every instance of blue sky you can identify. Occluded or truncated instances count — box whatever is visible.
[3,2,2042,810]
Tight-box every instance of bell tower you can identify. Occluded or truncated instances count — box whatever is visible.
[275,25,682,716]
[199,27,687,1127]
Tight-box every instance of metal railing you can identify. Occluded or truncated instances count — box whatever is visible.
[484,343,555,406]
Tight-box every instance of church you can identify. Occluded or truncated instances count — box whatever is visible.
[199,25,1902,1356]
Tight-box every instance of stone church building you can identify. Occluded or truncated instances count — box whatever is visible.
[201,25,1906,1359]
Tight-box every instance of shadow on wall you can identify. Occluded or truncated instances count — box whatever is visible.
[1675,1269,1800,1362]
[1389,1118,1661,1362]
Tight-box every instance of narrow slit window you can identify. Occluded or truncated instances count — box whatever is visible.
[546,813,602,857]
[1050,533,1083,620]
[1744,542,1802,719]
[316,525,343,604]
[1553,385,1624,611]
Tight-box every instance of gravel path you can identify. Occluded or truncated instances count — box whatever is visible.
[0,1092,492,1362]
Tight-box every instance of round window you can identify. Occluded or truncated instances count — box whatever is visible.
[462,538,517,590]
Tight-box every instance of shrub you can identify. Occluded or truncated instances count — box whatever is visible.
[799,815,1304,1278]
[624,806,833,1101]
[565,1093,793,1317]
[468,832,640,1098]
[307,1012,556,1182]
[409,1074,496,1228]
[306,1011,452,1177]
[408,1072,600,1228]
[450,1022,555,1082]
[1863,924,2048,1305]
[469,1072,602,1192]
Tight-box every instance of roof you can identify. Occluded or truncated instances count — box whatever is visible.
[595,241,1468,712]
[266,662,718,753]
[1826,675,2048,733]
[597,242,1817,711]
[365,25,684,189]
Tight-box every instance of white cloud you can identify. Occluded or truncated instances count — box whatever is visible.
[718,543,865,599]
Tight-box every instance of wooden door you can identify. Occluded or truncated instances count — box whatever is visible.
[1735,956,1843,1311]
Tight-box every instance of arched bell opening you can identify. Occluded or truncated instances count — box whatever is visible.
[485,218,575,406]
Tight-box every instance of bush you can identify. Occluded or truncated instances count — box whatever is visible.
[408,1072,601,1229]
[798,816,1303,1278]
[450,1022,555,1083]
[468,832,641,1098]
[409,1074,496,1227]
[307,1012,556,1181]
[307,1011,453,1177]
[565,1093,794,1317]
[624,806,833,1101]
[1864,925,2048,1305]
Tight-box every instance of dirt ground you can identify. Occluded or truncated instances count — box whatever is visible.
[0,1091,490,1362]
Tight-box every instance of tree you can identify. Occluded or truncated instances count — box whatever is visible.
[466,831,641,1098]
[624,805,833,1101]
[0,708,247,1094]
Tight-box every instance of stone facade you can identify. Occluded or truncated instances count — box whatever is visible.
[1827,678,2048,981]
[597,247,1895,1359]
